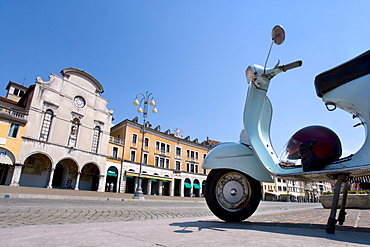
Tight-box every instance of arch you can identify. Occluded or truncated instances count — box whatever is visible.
[0,146,16,165]
[26,151,54,166]
[184,178,192,197]
[193,179,201,197]
[106,166,118,192]
[19,153,53,188]
[80,163,100,191]
[0,147,16,185]
[202,180,206,197]
[53,158,79,189]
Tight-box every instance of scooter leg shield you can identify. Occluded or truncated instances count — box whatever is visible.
[202,142,273,183]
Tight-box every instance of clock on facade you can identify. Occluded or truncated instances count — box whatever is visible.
[73,96,86,108]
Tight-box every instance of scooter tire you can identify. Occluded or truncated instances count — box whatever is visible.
[205,169,261,222]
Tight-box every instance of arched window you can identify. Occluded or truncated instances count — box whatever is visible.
[39,109,53,142]
[91,126,101,153]
[68,118,80,147]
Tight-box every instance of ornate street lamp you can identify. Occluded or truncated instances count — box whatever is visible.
[132,91,157,199]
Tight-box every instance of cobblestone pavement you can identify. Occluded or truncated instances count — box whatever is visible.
[0,198,214,228]
[1,185,369,233]
[2,197,369,233]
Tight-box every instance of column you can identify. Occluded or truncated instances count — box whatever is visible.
[148,179,152,195]
[47,167,55,189]
[169,180,174,197]
[119,176,126,193]
[74,172,81,190]
[158,180,163,196]
[9,164,22,187]
[180,179,184,197]
[97,175,105,192]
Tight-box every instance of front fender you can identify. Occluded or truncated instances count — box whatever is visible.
[202,142,273,183]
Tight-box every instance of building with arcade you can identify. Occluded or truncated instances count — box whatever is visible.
[0,68,215,197]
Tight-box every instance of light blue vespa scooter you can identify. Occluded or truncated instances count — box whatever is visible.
[202,25,370,234]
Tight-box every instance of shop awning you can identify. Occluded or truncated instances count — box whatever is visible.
[107,167,118,177]
[184,182,192,188]
[151,179,157,182]
[126,173,173,181]
[0,148,14,165]
[265,191,280,195]
[193,183,201,189]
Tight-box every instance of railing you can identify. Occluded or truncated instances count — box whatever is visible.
[0,105,27,122]
[109,136,125,146]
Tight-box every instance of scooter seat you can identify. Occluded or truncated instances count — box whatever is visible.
[315,50,370,97]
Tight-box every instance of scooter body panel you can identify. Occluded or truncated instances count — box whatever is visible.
[202,142,273,183]
[322,73,370,166]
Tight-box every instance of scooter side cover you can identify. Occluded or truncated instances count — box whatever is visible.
[202,142,273,182]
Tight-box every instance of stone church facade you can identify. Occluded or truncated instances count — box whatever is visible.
[8,68,113,192]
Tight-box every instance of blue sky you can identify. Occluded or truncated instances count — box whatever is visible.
[1,0,370,156]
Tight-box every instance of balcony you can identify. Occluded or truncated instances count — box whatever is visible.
[0,105,27,125]
[109,136,124,146]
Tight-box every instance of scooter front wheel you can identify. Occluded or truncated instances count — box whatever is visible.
[205,169,261,222]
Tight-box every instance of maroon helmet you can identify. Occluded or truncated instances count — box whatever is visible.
[281,126,342,171]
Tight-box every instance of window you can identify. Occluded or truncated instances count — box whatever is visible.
[130,150,136,162]
[156,141,160,150]
[132,134,138,144]
[113,147,118,159]
[39,109,53,141]
[91,126,101,153]
[176,147,181,156]
[175,161,181,170]
[155,156,159,167]
[68,118,80,147]
[144,137,149,147]
[8,123,19,138]
[166,159,169,168]
[166,144,170,153]
[160,157,165,168]
[143,153,148,164]
[186,149,199,160]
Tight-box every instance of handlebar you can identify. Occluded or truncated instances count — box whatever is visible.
[279,60,303,72]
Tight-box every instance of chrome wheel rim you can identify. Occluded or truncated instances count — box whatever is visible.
[215,172,252,212]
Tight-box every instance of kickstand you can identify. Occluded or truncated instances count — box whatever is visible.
[325,174,348,234]
[337,180,349,225]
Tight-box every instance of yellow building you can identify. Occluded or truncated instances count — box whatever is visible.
[108,117,217,197]
[0,82,28,185]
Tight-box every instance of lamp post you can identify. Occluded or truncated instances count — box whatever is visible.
[132,91,157,199]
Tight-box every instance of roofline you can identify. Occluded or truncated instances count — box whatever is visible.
[112,118,215,149]
[60,68,104,94]
[6,81,29,91]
